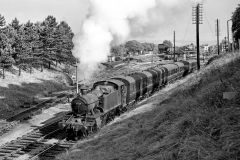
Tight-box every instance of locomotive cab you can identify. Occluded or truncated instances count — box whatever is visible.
[95,85,115,94]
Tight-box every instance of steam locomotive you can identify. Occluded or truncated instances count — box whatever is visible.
[59,60,197,140]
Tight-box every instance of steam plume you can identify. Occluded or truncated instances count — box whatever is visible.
[73,0,200,81]
[73,0,156,81]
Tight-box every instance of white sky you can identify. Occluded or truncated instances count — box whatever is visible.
[0,0,238,45]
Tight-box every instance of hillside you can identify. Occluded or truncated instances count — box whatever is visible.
[0,66,73,119]
[58,52,240,160]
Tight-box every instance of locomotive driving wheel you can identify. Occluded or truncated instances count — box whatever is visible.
[100,114,107,127]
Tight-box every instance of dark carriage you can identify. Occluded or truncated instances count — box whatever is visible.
[141,71,154,95]
[146,68,160,91]
[112,75,136,105]
[180,60,197,75]
[161,63,180,83]
[152,66,168,87]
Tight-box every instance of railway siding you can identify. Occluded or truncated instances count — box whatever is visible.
[7,91,73,122]
[0,114,71,160]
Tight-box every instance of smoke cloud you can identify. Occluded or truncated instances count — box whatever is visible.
[73,0,156,80]
[73,0,201,81]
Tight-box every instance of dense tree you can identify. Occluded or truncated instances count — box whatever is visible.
[111,44,126,56]
[0,14,5,28]
[111,41,157,57]
[0,30,8,49]
[0,15,7,50]
[0,20,15,78]
[125,40,143,54]
[142,42,155,52]
[153,44,159,54]
[32,22,45,72]
[55,21,74,65]
[19,21,40,74]
[163,40,173,48]
[0,45,14,79]
[41,16,58,69]
[9,18,21,31]
[232,4,240,43]
[0,14,75,78]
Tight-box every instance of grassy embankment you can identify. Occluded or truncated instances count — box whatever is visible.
[59,52,240,160]
[0,66,72,119]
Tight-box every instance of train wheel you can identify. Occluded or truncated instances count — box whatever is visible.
[146,93,149,98]
[66,137,69,141]
[131,101,136,108]
[116,107,121,116]
[121,106,127,113]
[106,114,113,123]
[74,131,79,141]
[100,114,107,127]
[108,110,115,123]
[92,123,99,133]
[75,136,79,141]
[66,128,74,141]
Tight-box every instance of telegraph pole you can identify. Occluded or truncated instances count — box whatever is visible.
[196,5,200,70]
[192,3,203,70]
[224,37,227,52]
[127,53,130,74]
[216,19,220,55]
[75,60,79,94]
[232,29,235,52]
[173,30,176,61]
[227,19,231,51]
[151,51,154,67]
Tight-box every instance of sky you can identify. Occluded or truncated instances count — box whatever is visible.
[0,0,239,46]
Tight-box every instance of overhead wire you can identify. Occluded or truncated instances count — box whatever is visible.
[204,10,216,43]
[182,10,193,44]
[178,1,219,46]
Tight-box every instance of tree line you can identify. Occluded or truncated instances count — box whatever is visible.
[110,40,173,57]
[232,4,240,48]
[0,14,75,78]
[111,40,157,57]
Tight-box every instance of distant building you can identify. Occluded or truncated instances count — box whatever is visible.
[108,55,115,62]
[208,45,218,54]
[179,44,196,58]
[187,43,195,50]
[200,44,209,53]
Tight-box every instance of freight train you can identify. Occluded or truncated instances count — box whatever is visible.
[59,60,197,140]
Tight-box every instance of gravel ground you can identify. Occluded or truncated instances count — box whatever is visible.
[0,103,71,147]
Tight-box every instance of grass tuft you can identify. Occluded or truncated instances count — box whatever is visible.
[0,67,71,119]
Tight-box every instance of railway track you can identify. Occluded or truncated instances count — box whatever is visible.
[7,89,75,122]
[0,78,190,160]
[0,114,72,160]
[29,140,75,160]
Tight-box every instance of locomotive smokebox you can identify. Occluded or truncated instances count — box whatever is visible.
[71,93,99,115]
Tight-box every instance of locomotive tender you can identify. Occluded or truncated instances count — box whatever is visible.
[59,60,197,140]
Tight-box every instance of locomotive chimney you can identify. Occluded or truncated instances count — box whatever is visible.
[80,85,89,95]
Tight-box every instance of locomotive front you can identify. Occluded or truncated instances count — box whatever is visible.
[59,91,103,140]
